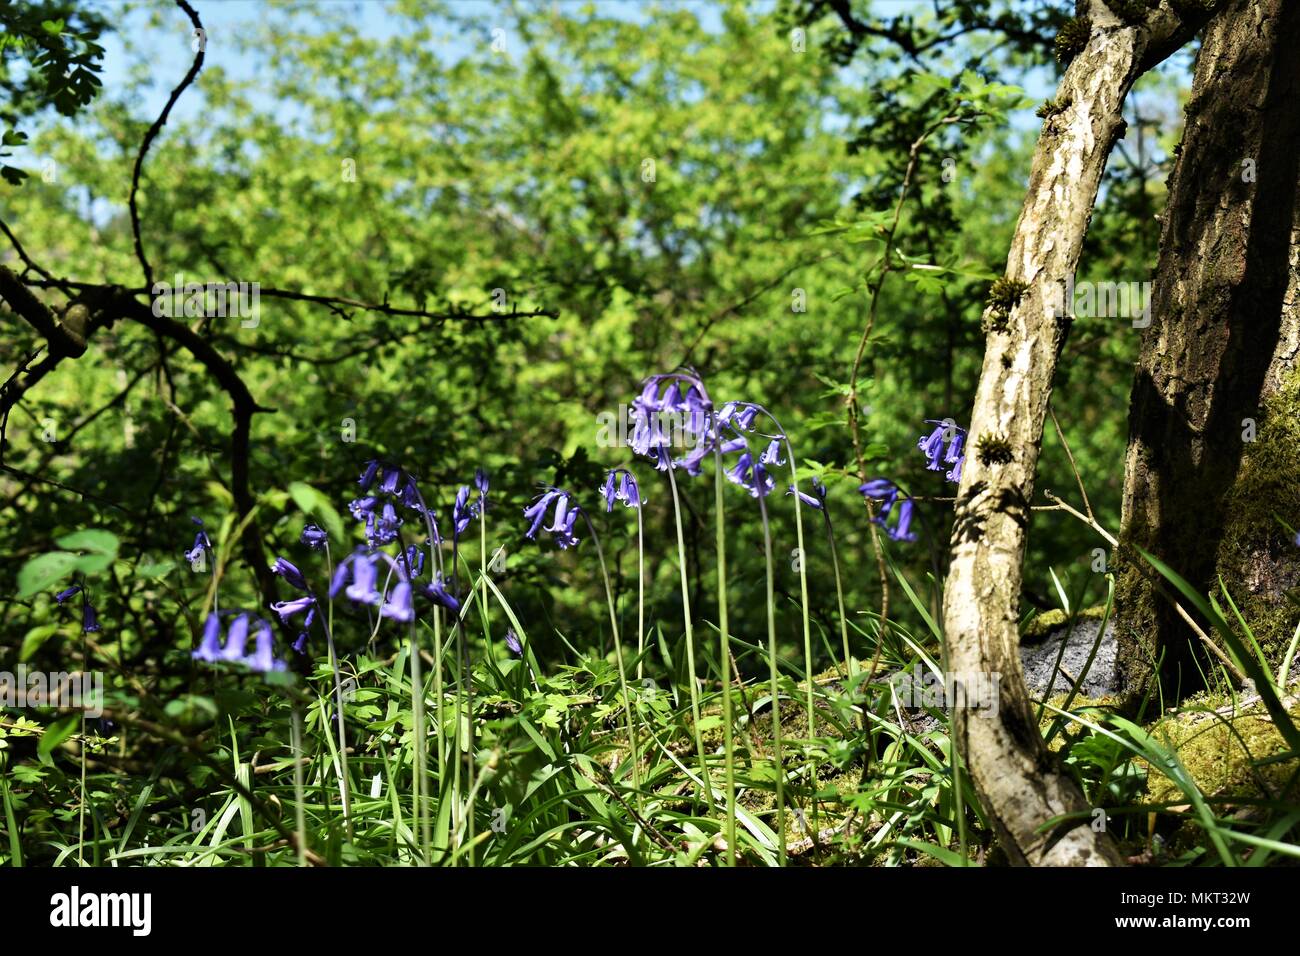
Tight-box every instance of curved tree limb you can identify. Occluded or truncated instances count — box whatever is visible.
[941,0,1223,866]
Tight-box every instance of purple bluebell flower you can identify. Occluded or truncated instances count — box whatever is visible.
[859,478,918,543]
[475,467,489,502]
[504,628,523,657]
[81,602,101,634]
[523,488,580,549]
[270,594,316,623]
[292,604,316,655]
[724,452,776,498]
[300,524,328,550]
[452,484,476,540]
[246,618,281,673]
[379,580,414,622]
[184,517,211,565]
[194,613,223,662]
[271,557,310,592]
[760,438,786,467]
[358,460,381,491]
[421,573,460,613]
[403,544,424,578]
[787,475,827,511]
[54,585,82,605]
[630,372,716,472]
[918,420,967,485]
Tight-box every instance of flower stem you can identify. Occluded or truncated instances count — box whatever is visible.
[665,464,714,806]
[786,452,815,741]
[713,443,736,866]
[318,613,353,839]
[291,703,307,867]
[757,491,786,865]
[581,513,643,816]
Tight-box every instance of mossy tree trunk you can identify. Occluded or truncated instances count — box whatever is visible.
[940,0,1220,867]
[1116,0,1300,705]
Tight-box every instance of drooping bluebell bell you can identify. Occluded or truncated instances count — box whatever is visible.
[787,474,827,511]
[504,628,523,657]
[452,484,477,540]
[859,478,917,543]
[270,594,316,624]
[402,544,424,578]
[421,573,461,613]
[184,517,211,565]
[81,602,101,634]
[918,420,967,485]
[475,468,489,503]
[523,488,580,549]
[724,451,776,498]
[271,557,310,592]
[54,585,82,605]
[600,468,642,511]
[300,524,328,550]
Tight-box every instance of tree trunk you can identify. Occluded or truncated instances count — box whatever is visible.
[940,0,1218,867]
[1116,0,1300,706]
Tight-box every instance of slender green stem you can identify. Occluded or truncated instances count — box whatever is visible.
[319,614,353,839]
[713,443,736,866]
[757,491,786,865]
[291,704,307,867]
[823,509,854,687]
[665,464,713,805]
[635,506,646,681]
[786,453,815,741]
[581,512,643,815]
[409,614,429,864]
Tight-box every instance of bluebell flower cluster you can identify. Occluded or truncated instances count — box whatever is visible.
[524,488,581,549]
[860,478,917,542]
[600,468,641,511]
[630,374,713,473]
[918,419,967,485]
[193,612,285,672]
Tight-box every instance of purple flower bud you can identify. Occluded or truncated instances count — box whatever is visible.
[300,524,328,550]
[505,628,523,657]
[271,557,310,592]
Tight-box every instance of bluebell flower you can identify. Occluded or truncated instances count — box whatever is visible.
[787,475,826,511]
[402,544,424,578]
[81,602,101,634]
[271,557,310,592]
[452,484,476,540]
[475,467,489,503]
[184,517,211,565]
[358,460,381,491]
[504,628,523,657]
[194,613,223,661]
[724,451,775,498]
[300,524,328,550]
[54,585,82,605]
[421,573,461,613]
[523,488,580,549]
[270,594,316,623]
[759,437,786,467]
[918,420,967,485]
[292,605,316,655]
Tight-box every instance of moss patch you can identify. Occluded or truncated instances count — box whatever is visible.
[1214,368,1300,663]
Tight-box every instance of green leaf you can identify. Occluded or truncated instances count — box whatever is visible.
[56,529,119,556]
[20,624,60,662]
[287,481,346,547]
[38,714,80,763]
[16,551,80,599]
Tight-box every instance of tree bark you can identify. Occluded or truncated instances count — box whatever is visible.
[1116,0,1300,705]
[941,1,1218,866]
